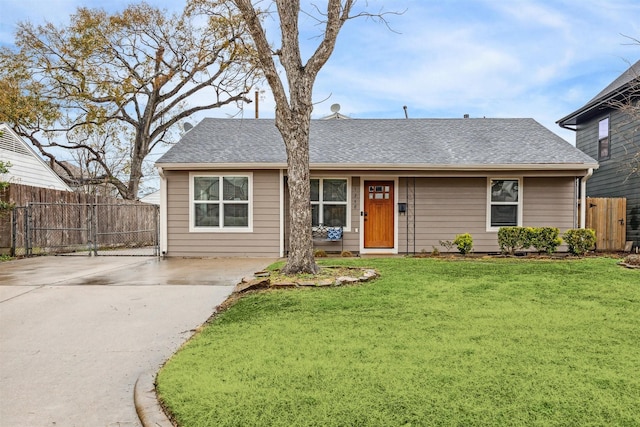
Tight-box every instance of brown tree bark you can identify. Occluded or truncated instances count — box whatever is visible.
[233,0,354,274]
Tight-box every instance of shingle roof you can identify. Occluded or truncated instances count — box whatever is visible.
[557,60,640,127]
[587,60,640,104]
[157,117,597,169]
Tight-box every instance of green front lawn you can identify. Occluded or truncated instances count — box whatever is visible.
[156,257,639,426]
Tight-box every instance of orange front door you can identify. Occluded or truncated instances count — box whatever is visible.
[364,181,394,248]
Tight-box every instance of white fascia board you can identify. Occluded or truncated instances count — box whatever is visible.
[157,162,599,172]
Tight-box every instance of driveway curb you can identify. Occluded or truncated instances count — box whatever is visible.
[134,370,174,427]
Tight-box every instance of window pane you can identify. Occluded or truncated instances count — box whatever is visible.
[310,179,319,202]
[194,177,219,201]
[223,177,248,201]
[491,205,517,227]
[491,180,518,202]
[311,204,319,226]
[223,204,248,227]
[195,203,219,226]
[323,179,347,202]
[599,138,610,159]
[598,118,609,139]
[323,204,346,227]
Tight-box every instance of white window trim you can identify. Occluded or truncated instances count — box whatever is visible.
[310,177,351,232]
[486,177,523,232]
[189,172,253,233]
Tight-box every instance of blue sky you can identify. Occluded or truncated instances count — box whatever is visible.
[2,0,639,147]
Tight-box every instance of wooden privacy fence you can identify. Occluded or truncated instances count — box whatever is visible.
[0,183,158,256]
[584,197,627,251]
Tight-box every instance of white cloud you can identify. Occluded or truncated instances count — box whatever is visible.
[2,0,639,144]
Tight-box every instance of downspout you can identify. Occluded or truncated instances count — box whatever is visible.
[158,166,168,256]
[580,168,593,229]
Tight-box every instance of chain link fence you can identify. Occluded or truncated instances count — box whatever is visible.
[10,202,159,257]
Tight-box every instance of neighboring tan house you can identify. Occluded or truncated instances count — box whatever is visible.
[557,60,640,249]
[156,117,598,257]
[0,123,71,192]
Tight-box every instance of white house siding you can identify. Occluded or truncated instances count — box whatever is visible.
[165,169,281,257]
[0,128,71,192]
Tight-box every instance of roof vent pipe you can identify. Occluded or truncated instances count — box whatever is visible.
[463,114,469,119]
[403,105,408,119]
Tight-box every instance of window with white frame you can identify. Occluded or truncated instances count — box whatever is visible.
[191,174,252,231]
[310,178,348,227]
[488,178,521,229]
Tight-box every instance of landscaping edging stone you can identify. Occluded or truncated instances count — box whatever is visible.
[233,267,378,294]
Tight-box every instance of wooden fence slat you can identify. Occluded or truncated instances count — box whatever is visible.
[585,197,626,251]
[0,183,157,253]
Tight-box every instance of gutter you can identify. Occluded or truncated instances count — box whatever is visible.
[156,162,599,172]
[579,168,593,228]
[557,84,633,130]
[158,166,167,255]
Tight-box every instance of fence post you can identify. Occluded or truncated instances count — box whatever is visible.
[90,203,97,256]
[10,207,16,257]
[25,204,32,256]
[154,204,160,257]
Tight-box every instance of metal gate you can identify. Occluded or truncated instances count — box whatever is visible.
[11,203,159,256]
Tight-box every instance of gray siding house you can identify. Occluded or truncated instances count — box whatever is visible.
[156,118,598,257]
[558,60,640,248]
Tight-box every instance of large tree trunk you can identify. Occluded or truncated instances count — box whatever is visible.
[278,110,319,275]
[232,0,356,274]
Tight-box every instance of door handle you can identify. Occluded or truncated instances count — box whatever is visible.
[619,219,625,225]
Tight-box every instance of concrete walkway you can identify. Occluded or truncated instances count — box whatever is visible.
[0,256,275,427]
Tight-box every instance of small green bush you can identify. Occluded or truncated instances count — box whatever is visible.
[497,226,532,255]
[453,233,473,255]
[563,229,596,255]
[530,227,562,255]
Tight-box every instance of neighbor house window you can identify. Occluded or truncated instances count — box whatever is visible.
[598,117,610,160]
[190,173,252,231]
[488,178,522,229]
[311,178,348,228]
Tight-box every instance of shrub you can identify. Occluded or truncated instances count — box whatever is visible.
[529,227,562,255]
[340,250,353,257]
[497,226,533,255]
[431,247,440,256]
[453,233,473,255]
[563,229,596,255]
[439,240,455,252]
[314,249,327,257]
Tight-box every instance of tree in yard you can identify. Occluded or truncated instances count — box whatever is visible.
[192,0,391,274]
[0,2,259,199]
[610,73,640,180]
[606,39,640,180]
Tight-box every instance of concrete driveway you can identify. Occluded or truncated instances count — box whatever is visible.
[0,255,276,427]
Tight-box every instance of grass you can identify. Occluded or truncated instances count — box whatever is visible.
[156,257,640,426]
